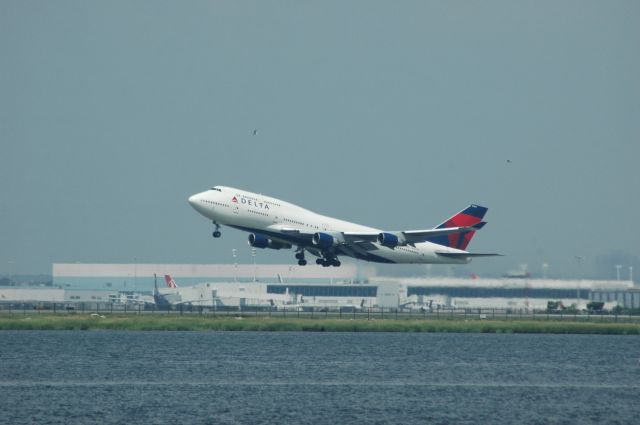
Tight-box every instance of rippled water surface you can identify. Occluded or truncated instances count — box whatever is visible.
[1,331,638,424]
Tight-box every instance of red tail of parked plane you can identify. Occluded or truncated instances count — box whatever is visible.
[164,275,178,288]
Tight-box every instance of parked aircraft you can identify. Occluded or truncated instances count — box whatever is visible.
[188,186,499,267]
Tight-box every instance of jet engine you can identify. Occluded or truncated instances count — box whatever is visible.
[312,232,343,249]
[377,232,407,249]
[248,233,292,250]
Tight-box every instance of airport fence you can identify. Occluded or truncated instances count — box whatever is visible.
[1,302,639,323]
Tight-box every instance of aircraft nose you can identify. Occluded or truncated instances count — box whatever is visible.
[188,192,210,217]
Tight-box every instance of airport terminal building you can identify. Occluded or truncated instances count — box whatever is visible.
[1,263,638,310]
[0,263,640,310]
[50,263,370,290]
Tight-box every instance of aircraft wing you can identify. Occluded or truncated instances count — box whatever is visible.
[267,224,314,238]
[344,222,486,245]
[342,232,379,243]
[267,223,489,254]
[259,224,315,246]
[337,241,379,258]
[269,224,308,234]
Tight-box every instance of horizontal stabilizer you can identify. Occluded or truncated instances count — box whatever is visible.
[436,252,502,258]
[404,222,486,241]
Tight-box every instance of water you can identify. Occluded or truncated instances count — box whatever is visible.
[0,331,638,424]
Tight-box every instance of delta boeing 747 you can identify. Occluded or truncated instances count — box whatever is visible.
[188,186,499,267]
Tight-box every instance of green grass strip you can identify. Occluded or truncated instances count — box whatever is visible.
[0,314,639,334]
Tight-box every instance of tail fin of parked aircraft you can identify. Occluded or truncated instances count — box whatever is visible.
[425,205,488,250]
[164,275,179,288]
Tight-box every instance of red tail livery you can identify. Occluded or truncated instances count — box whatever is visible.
[425,205,488,250]
[164,275,178,288]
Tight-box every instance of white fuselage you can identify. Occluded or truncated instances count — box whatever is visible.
[188,186,471,265]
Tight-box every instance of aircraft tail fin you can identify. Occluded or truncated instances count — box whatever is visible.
[426,204,488,250]
[164,275,178,288]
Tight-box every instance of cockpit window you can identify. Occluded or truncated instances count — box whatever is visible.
[210,187,222,192]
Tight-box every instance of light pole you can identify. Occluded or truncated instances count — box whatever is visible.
[630,266,634,283]
[575,256,584,308]
[232,249,238,282]
[8,260,14,287]
[251,248,257,282]
[615,265,622,281]
[133,258,137,291]
[542,263,548,280]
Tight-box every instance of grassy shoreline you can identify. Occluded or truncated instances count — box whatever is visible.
[0,314,639,334]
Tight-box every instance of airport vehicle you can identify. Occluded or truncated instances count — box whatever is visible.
[188,186,499,267]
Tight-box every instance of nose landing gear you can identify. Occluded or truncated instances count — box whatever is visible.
[212,222,221,238]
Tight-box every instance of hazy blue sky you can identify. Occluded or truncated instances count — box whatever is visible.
[2,1,639,279]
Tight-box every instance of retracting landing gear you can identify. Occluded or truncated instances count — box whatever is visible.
[212,222,221,238]
[295,250,307,266]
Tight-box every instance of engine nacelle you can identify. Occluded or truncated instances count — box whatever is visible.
[377,232,407,249]
[312,232,340,249]
[248,233,292,250]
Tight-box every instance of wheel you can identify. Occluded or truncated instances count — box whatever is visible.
[333,260,341,267]
[316,259,323,265]
[298,259,307,266]
[213,231,221,238]
[321,261,330,267]
[295,253,304,260]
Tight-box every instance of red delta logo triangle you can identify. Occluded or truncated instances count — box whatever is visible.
[232,196,238,203]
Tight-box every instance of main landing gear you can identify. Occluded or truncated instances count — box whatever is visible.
[295,249,340,267]
[295,250,307,266]
[316,255,341,267]
[212,222,221,238]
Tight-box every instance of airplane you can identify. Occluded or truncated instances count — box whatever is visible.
[153,274,215,306]
[188,186,500,267]
[153,273,177,306]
